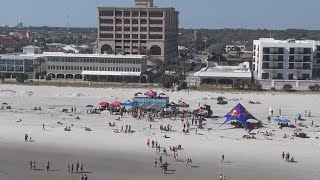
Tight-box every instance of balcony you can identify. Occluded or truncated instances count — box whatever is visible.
[262,66,283,70]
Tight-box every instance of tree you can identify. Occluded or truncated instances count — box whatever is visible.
[283,84,293,92]
[0,46,7,54]
[35,57,45,78]
[0,73,5,83]
[16,74,28,83]
[159,74,177,88]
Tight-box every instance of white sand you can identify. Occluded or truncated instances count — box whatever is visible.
[0,84,319,180]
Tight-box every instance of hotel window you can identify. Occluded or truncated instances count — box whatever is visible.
[100,33,113,38]
[140,34,147,39]
[149,27,163,32]
[140,27,147,32]
[115,34,122,38]
[115,11,122,17]
[99,11,114,16]
[124,19,130,24]
[132,19,138,24]
[108,67,111,71]
[101,19,114,24]
[115,19,122,24]
[124,11,131,17]
[124,34,130,39]
[132,27,138,32]
[132,11,139,17]
[133,68,136,72]
[140,11,147,17]
[112,67,115,71]
[115,26,122,31]
[149,11,163,17]
[149,19,163,24]
[149,34,162,39]
[132,34,138,39]
[124,27,130,31]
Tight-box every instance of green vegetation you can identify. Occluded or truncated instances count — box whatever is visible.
[15,74,28,83]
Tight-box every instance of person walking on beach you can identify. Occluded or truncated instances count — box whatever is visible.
[67,164,70,172]
[42,124,45,131]
[147,139,150,147]
[149,124,152,130]
[32,161,36,170]
[71,107,74,113]
[220,174,223,180]
[46,161,50,171]
[154,159,158,167]
[74,107,76,113]
[221,154,225,163]
[29,161,32,169]
[81,175,84,180]
[71,164,74,173]
[159,156,163,165]
[282,152,285,160]
[84,174,88,180]
[80,162,83,173]
[25,134,28,142]
[76,162,79,173]
[279,108,282,116]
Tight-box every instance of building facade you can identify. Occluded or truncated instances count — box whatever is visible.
[253,38,318,80]
[45,53,149,82]
[97,0,179,61]
[0,55,34,79]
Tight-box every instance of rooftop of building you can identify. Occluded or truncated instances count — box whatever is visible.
[255,38,320,44]
[193,62,251,78]
[1,52,149,59]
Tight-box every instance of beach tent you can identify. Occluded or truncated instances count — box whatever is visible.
[99,102,109,107]
[220,103,256,131]
[144,89,157,96]
[123,100,133,107]
[110,101,123,107]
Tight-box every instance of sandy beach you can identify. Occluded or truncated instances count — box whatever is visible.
[0,84,320,180]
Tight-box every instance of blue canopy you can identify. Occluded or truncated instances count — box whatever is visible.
[220,103,256,131]
[274,118,291,123]
[123,100,133,106]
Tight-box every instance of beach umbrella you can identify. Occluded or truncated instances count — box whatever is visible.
[1,102,8,105]
[274,118,282,123]
[111,101,123,107]
[295,113,302,117]
[159,93,166,96]
[282,119,291,123]
[86,105,94,108]
[99,102,109,107]
[144,89,157,96]
[123,100,133,107]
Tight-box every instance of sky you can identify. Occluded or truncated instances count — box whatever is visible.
[0,0,319,29]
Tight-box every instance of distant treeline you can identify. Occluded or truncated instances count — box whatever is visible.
[178,28,320,53]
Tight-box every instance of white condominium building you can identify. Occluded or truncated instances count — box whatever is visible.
[253,38,320,80]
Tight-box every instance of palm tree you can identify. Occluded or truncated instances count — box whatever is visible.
[35,57,45,80]
[0,73,5,83]
[32,63,40,80]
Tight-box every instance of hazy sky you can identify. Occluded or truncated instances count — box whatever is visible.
[0,0,319,29]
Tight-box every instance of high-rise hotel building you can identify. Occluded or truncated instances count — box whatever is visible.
[97,0,179,61]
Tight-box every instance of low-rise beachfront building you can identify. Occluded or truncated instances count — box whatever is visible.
[0,52,150,83]
[0,54,35,79]
[190,58,252,85]
[44,53,149,83]
[253,38,317,80]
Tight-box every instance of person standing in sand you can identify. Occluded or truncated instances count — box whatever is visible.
[46,161,50,171]
[32,161,36,170]
[81,175,84,180]
[221,154,225,163]
[71,164,74,173]
[154,159,157,167]
[29,161,32,169]
[67,164,70,172]
[76,162,79,173]
[42,124,45,131]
